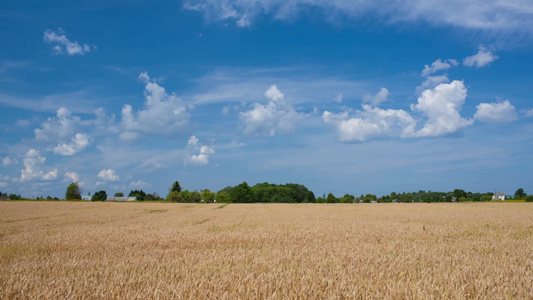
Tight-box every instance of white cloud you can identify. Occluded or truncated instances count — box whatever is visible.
[362,88,389,106]
[240,85,304,136]
[185,136,215,166]
[43,28,94,56]
[523,109,533,118]
[3,156,16,165]
[421,59,458,77]
[183,0,533,33]
[130,180,148,189]
[53,133,91,156]
[411,80,473,137]
[0,182,8,188]
[120,73,189,140]
[474,100,518,124]
[323,105,416,142]
[35,107,80,141]
[416,75,450,95]
[42,169,58,181]
[64,171,79,182]
[188,135,199,146]
[97,169,120,181]
[19,149,57,182]
[463,45,498,68]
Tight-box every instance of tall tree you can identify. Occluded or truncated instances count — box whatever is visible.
[65,183,81,200]
[170,181,182,193]
[515,188,525,199]
[114,192,124,197]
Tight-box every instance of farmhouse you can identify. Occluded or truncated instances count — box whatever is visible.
[105,197,137,202]
[492,192,506,201]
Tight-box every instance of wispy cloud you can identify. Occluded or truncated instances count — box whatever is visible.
[184,0,533,36]
[43,28,95,56]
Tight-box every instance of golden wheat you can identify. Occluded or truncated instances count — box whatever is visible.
[1,202,532,299]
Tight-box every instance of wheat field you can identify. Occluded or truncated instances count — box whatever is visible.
[1,202,532,299]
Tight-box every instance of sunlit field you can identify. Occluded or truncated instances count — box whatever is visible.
[1,202,532,298]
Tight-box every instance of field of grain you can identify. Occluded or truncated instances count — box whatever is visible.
[1,202,532,299]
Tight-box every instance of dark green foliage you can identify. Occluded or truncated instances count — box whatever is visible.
[114,192,124,197]
[230,182,254,203]
[216,188,232,203]
[515,188,526,199]
[129,190,146,201]
[65,183,81,200]
[525,195,533,202]
[250,182,315,203]
[170,181,182,193]
[364,194,377,203]
[144,194,155,201]
[91,190,107,201]
[453,189,467,199]
[326,193,337,203]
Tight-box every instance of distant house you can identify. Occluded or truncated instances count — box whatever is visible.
[0,196,9,201]
[492,192,506,201]
[106,197,137,202]
[82,196,91,201]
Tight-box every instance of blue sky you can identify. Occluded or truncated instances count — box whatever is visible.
[1,0,533,199]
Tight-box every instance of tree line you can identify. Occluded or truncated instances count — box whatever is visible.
[2,183,533,203]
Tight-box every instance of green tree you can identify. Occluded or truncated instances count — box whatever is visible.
[170,181,182,193]
[216,190,231,203]
[326,193,337,203]
[189,191,202,203]
[202,189,216,202]
[65,183,81,200]
[525,195,533,202]
[480,195,492,201]
[91,190,108,201]
[453,189,467,199]
[144,193,155,201]
[129,190,146,201]
[364,194,377,203]
[515,188,526,199]
[114,192,124,197]
[166,191,182,202]
[230,182,254,203]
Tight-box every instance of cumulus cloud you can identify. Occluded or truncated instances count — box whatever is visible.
[322,105,416,142]
[362,88,389,106]
[474,100,518,124]
[185,136,215,166]
[240,85,304,136]
[416,75,450,95]
[120,73,189,140]
[411,80,473,137]
[35,107,80,142]
[421,59,458,77]
[0,182,7,188]
[19,149,57,181]
[3,156,16,165]
[53,133,91,156]
[43,28,94,56]
[183,0,533,33]
[97,169,120,181]
[463,45,498,68]
[64,171,79,182]
[323,81,474,142]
